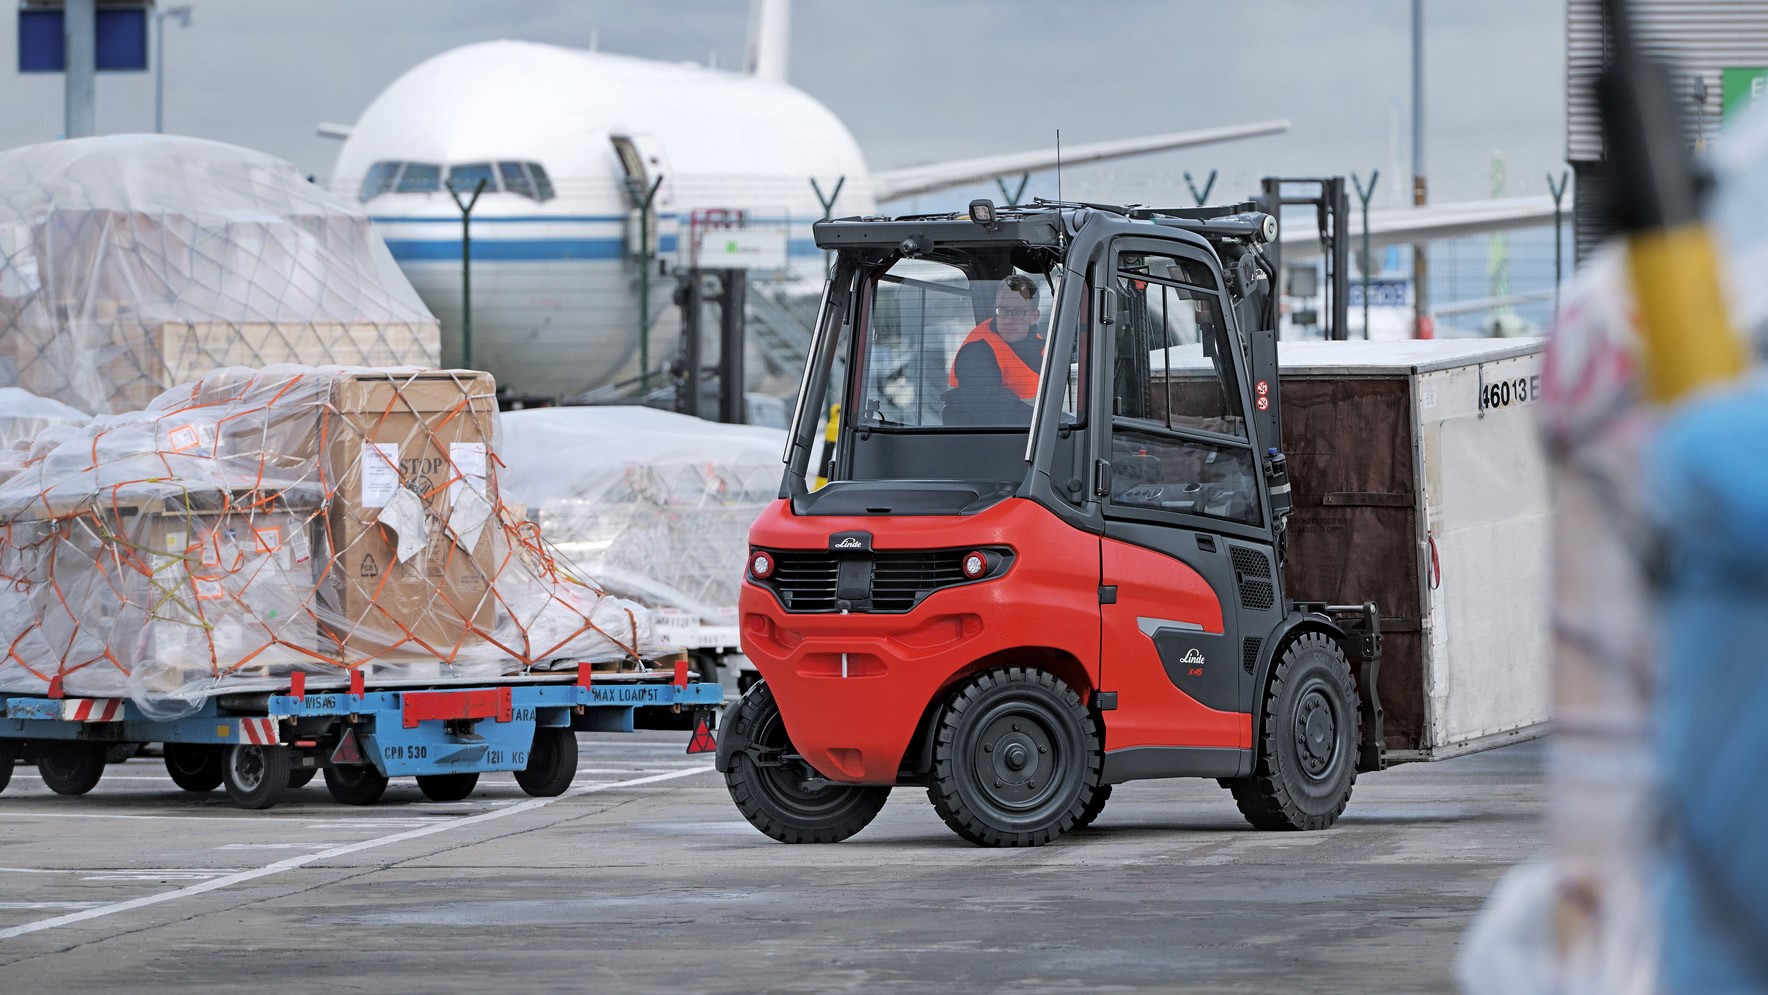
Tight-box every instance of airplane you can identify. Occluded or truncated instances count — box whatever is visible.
[322,0,1294,402]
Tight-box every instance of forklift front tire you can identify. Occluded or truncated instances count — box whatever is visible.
[724,681,890,844]
[0,741,13,795]
[1072,782,1112,831]
[1228,631,1358,831]
[927,667,1103,847]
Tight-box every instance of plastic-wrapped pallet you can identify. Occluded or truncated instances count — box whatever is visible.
[0,135,439,415]
[0,366,665,718]
[498,406,786,624]
[0,386,90,481]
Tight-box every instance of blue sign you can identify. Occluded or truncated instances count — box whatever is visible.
[19,8,149,73]
[1347,278,1411,309]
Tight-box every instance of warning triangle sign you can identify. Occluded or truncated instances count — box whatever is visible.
[331,727,365,765]
[686,717,717,755]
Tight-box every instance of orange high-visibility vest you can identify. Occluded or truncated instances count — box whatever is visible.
[948,320,1042,399]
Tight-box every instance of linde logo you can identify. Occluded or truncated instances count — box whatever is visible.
[835,537,863,549]
[1181,648,1206,666]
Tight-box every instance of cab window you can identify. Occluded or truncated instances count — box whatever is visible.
[856,254,1076,431]
[1106,247,1260,528]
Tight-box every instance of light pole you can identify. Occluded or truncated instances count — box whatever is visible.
[154,5,193,134]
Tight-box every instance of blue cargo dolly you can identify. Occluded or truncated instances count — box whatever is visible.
[0,672,722,810]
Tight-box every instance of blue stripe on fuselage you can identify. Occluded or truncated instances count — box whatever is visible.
[384,236,821,263]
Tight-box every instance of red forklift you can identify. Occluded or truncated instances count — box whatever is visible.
[716,188,1386,846]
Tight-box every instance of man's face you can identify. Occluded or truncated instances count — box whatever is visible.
[994,284,1040,341]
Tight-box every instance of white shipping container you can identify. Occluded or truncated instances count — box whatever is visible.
[1277,338,1551,761]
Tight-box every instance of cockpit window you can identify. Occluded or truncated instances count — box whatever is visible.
[359,160,553,203]
[360,161,400,201]
[499,162,533,198]
[447,163,498,193]
[394,163,441,194]
[529,163,556,201]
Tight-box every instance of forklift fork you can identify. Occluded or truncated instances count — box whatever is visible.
[1325,603,1385,772]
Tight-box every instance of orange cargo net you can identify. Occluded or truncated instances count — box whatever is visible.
[0,366,659,703]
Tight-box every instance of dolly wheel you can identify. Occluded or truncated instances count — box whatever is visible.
[417,772,480,801]
[324,764,389,806]
[35,741,107,796]
[1228,631,1359,831]
[927,667,1103,847]
[222,744,291,810]
[0,741,13,795]
[164,743,225,792]
[287,766,318,789]
[515,728,578,797]
[724,681,890,844]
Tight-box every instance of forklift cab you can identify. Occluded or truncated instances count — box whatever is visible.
[786,207,1271,535]
[729,202,1381,848]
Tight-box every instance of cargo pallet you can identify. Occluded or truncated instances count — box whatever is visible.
[0,665,722,810]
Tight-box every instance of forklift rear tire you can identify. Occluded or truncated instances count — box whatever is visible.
[324,764,389,805]
[417,772,480,801]
[927,667,1103,847]
[164,742,224,792]
[222,744,290,810]
[1228,631,1358,831]
[0,741,13,794]
[724,681,890,844]
[515,728,578,797]
[35,741,107,796]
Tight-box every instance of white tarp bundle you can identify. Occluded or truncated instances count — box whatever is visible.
[0,135,439,415]
[0,366,665,718]
[499,406,786,624]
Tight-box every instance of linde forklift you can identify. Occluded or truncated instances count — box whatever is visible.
[715,184,1386,847]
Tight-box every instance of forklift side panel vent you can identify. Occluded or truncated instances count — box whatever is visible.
[1242,637,1263,674]
[1229,546,1276,612]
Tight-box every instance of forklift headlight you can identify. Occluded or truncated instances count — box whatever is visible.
[962,550,989,580]
[750,551,775,580]
[968,198,999,230]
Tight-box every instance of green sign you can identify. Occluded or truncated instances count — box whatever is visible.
[1723,67,1768,122]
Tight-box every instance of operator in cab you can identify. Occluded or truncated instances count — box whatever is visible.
[949,274,1045,397]
[942,275,1045,425]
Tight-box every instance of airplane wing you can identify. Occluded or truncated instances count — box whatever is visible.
[1280,195,1559,257]
[871,120,1291,202]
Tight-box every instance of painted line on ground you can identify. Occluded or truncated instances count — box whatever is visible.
[0,765,714,942]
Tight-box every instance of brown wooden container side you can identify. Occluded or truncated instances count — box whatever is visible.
[1279,374,1425,752]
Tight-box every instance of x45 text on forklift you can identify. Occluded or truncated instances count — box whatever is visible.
[716,190,1387,847]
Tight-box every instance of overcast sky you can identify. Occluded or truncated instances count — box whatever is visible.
[0,0,1567,207]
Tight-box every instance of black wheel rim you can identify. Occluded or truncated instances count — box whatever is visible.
[750,707,854,818]
[231,747,265,792]
[954,695,1080,827]
[1292,681,1339,780]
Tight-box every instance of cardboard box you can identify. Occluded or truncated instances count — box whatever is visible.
[320,370,499,662]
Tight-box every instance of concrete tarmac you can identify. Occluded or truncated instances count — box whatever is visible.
[0,733,1542,993]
